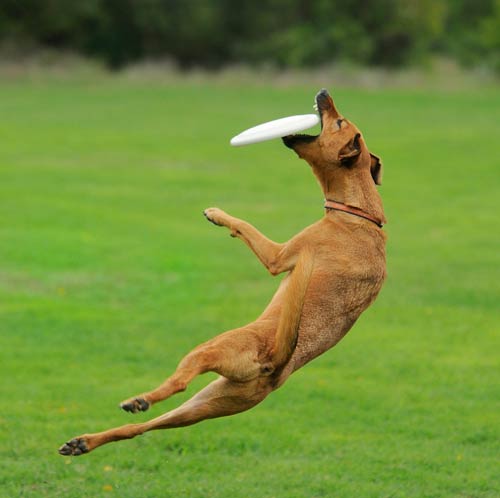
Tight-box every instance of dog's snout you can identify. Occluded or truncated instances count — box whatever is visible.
[315,88,340,119]
[316,88,330,100]
[315,89,331,109]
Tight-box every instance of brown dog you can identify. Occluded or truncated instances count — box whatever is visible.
[59,89,386,456]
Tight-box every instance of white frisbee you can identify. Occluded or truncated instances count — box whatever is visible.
[230,114,320,147]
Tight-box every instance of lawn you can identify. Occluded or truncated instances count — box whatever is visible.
[0,76,499,497]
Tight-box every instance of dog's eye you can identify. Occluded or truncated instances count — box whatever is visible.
[336,119,344,129]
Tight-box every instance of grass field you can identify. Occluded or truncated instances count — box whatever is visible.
[1,77,499,497]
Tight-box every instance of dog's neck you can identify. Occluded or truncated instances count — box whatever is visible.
[311,153,386,226]
[324,200,384,228]
[322,171,386,225]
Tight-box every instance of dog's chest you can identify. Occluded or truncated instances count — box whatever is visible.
[292,254,386,369]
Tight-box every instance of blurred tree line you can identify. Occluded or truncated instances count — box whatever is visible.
[0,0,498,71]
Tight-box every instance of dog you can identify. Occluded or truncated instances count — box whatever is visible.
[59,88,386,456]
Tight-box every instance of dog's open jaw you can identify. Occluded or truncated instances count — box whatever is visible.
[282,88,340,152]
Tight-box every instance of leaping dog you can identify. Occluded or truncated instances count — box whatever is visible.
[59,88,386,456]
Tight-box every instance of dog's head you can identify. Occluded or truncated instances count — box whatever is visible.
[283,89,382,187]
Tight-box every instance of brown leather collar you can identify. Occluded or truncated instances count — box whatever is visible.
[324,199,384,228]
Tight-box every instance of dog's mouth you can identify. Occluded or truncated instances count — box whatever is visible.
[282,88,339,150]
[282,133,317,149]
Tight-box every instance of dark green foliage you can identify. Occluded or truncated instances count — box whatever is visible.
[0,1,498,69]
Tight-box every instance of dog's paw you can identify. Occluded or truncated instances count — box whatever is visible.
[58,437,89,456]
[203,207,228,227]
[120,397,150,414]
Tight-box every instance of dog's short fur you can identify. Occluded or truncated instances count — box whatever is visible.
[59,89,386,456]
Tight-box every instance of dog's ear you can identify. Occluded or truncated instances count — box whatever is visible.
[370,152,383,185]
[282,134,318,158]
[338,133,361,165]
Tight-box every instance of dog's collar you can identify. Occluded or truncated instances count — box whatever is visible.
[324,199,384,228]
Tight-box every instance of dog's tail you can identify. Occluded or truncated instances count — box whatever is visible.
[269,247,314,370]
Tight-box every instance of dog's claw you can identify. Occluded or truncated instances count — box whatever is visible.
[120,397,150,413]
[58,437,89,456]
[203,212,216,224]
[203,209,223,227]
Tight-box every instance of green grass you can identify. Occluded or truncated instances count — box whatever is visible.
[0,77,499,497]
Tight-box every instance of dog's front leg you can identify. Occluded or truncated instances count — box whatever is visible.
[204,207,294,275]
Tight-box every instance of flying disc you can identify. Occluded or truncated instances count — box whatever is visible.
[230,114,320,147]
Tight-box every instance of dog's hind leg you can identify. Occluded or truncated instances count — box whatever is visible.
[119,326,271,413]
[59,376,273,456]
[60,248,313,456]
[120,245,313,414]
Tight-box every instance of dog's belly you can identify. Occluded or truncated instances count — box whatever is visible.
[291,308,357,372]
